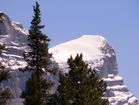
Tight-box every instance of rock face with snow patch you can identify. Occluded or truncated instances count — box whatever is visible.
[0,12,28,69]
[0,12,139,105]
[0,12,29,105]
[50,35,139,105]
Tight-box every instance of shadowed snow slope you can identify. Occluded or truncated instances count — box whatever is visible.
[50,35,139,105]
[0,12,139,105]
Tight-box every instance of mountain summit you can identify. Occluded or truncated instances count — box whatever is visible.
[50,35,139,105]
[0,12,139,105]
[50,35,107,62]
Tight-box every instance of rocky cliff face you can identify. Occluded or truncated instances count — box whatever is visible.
[0,12,139,105]
[0,12,28,68]
[0,12,29,105]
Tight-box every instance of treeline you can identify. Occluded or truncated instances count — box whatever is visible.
[0,2,109,105]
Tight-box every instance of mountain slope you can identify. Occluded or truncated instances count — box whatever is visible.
[50,35,139,105]
[0,12,139,105]
[0,12,29,105]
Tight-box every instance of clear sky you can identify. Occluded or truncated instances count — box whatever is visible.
[0,0,139,98]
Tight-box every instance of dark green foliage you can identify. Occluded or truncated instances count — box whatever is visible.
[0,65,10,82]
[0,19,4,24]
[0,13,4,24]
[48,54,109,105]
[0,44,5,55]
[22,2,55,105]
[0,44,12,105]
[0,88,11,105]
[24,1,51,75]
[22,73,44,105]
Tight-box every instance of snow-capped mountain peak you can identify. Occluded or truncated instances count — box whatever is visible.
[50,35,139,105]
[50,35,109,62]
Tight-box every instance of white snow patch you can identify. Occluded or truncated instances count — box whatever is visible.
[107,85,126,90]
[103,75,123,81]
[50,35,107,62]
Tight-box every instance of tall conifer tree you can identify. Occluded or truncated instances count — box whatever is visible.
[22,2,54,105]
[48,54,109,105]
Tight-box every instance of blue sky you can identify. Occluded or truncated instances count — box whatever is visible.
[0,0,139,98]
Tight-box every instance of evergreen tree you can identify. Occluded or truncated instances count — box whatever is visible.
[0,44,11,105]
[48,54,109,105]
[22,2,55,105]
